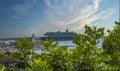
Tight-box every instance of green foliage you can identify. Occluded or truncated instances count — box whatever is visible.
[0,65,6,71]
[103,21,120,70]
[40,39,58,52]
[0,52,5,64]
[31,58,52,71]
[15,38,34,52]
[40,39,72,71]
[73,25,105,71]
[0,21,120,71]
[9,38,34,71]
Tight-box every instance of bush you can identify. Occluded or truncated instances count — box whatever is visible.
[0,21,119,71]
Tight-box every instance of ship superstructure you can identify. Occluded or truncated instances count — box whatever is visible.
[41,29,76,41]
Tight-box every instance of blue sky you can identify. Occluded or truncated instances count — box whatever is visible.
[0,0,119,38]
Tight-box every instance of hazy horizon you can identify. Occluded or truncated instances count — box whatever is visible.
[0,0,119,38]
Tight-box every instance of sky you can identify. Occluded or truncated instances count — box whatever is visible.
[0,0,119,38]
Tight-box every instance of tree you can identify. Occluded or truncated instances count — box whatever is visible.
[73,25,105,71]
[0,21,119,71]
[31,58,52,71]
[9,38,34,71]
[40,39,73,71]
[103,21,120,70]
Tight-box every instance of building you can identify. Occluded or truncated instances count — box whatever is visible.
[32,33,36,43]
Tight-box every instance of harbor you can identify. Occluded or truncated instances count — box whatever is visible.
[0,30,76,53]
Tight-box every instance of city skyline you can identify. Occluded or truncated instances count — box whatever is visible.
[0,0,119,38]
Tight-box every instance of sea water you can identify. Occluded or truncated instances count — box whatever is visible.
[0,39,103,54]
[35,40,76,54]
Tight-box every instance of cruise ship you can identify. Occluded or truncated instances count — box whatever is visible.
[40,29,76,41]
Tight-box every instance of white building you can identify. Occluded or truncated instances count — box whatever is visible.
[32,33,36,43]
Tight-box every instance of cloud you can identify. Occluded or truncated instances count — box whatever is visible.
[11,0,37,19]
[12,0,115,37]
[44,0,115,32]
[93,0,101,11]
[12,0,36,13]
